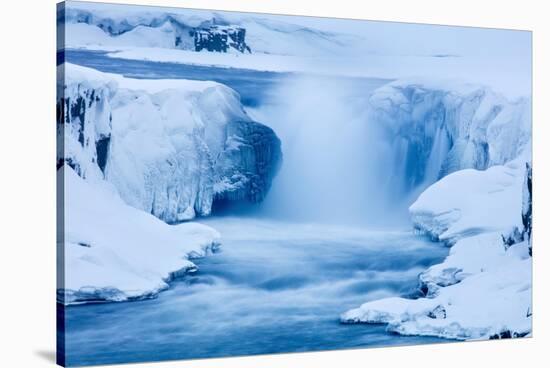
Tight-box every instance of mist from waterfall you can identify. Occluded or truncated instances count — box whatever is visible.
[247,75,424,226]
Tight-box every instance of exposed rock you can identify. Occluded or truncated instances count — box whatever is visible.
[427,305,447,319]
[193,24,251,53]
[501,227,524,250]
[522,162,533,250]
[489,330,529,339]
[214,120,281,204]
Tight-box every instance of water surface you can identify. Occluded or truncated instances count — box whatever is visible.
[65,218,448,366]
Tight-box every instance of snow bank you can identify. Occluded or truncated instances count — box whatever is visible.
[410,163,524,244]
[342,240,531,339]
[60,166,220,305]
[59,63,281,223]
[341,160,532,340]
[63,22,178,50]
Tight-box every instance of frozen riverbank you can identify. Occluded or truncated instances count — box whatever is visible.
[341,160,532,340]
[59,167,221,305]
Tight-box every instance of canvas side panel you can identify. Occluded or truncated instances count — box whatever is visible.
[56,2,66,367]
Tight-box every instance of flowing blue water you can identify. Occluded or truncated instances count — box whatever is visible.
[62,49,290,106]
[61,49,389,107]
[61,50,449,366]
[64,218,448,366]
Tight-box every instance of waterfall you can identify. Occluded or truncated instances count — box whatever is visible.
[251,76,388,224]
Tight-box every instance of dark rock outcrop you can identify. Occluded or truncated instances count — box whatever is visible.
[214,120,282,205]
[522,162,532,252]
[193,25,251,53]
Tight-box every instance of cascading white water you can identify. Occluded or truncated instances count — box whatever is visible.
[250,75,452,225]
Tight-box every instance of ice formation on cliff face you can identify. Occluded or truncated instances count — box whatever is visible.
[58,63,281,223]
[367,80,531,194]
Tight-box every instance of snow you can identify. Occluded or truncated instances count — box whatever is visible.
[58,2,532,338]
[61,3,360,57]
[63,22,177,49]
[409,162,524,244]
[341,159,532,340]
[366,80,531,194]
[59,1,531,98]
[60,166,220,304]
[106,46,312,73]
[342,239,531,340]
[92,48,528,99]
[341,78,532,340]
[60,63,279,223]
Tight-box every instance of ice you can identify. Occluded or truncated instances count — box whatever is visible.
[341,77,532,340]
[60,3,358,57]
[60,166,220,304]
[58,1,531,99]
[342,240,531,340]
[367,80,531,190]
[57,3,532,341]
[59,63,281,223]
[342,159,532,340]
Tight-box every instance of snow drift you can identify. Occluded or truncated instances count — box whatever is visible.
[59,166,221,304]
[58,2,359,57]
[58,63,281,223]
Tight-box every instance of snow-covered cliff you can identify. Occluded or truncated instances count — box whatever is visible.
[58,2,359,57]
[58,63,281,222]
[342,81,532,340]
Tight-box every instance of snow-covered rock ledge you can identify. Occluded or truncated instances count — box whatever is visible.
[341,160,532,340]
[58,63,281,223]
[58,167,221,305]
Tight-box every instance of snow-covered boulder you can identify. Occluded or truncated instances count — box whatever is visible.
[368,81,531,191]
[59,166,221,305]
[58,63,281,222]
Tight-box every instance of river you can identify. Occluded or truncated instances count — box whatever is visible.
[64,218,448,366]
[61,49,449,366]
